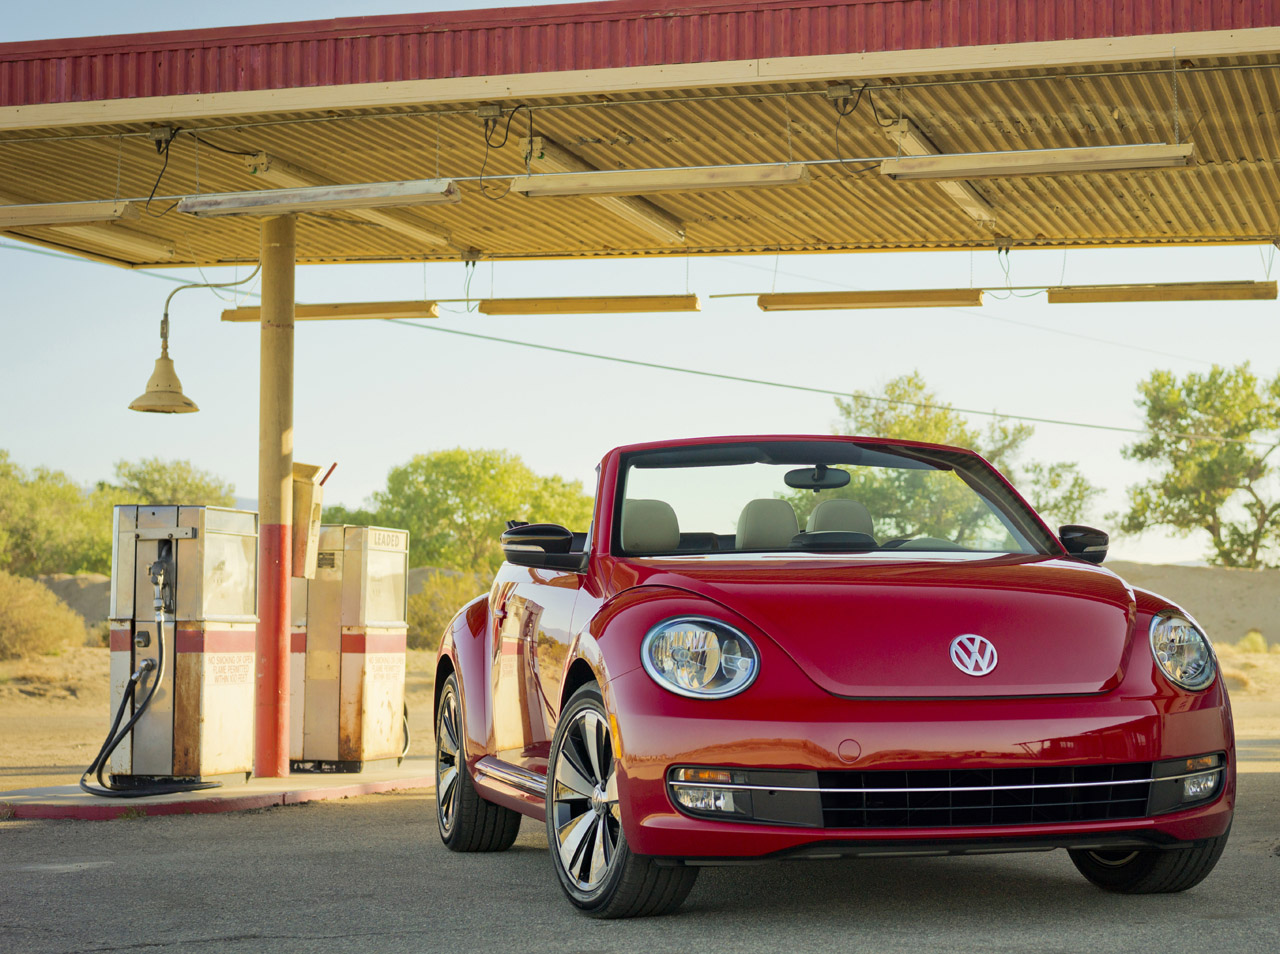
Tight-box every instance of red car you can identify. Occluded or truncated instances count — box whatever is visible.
[433,436,1233,918]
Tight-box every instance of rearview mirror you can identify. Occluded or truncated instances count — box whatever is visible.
[1059,525,1108,565]
[500,523,587,572]
[784,465,851,491]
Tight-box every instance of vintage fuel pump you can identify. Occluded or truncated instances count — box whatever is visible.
[290,525,409,771]
[82,505,258,796]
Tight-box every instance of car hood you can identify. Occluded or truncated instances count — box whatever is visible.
[618,554,1137,698]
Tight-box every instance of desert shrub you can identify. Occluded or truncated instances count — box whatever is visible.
[1222,668,1254,693]
[1236,629,1268,654]
[407,570,487,652]
[86,620,111,648]
[0,570,87,660]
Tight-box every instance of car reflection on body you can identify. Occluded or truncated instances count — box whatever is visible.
[432,436,1233,918]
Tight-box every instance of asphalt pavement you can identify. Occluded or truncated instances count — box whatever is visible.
[2,773,1277,954]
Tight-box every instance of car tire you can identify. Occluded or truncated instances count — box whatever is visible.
[1068,829,1230,893]
[547,683,698,918]
[435,673,521,852]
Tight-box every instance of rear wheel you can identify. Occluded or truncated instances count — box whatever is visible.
[547,684,698,918]
[435,674,521,852]
[1068,829,1230,893]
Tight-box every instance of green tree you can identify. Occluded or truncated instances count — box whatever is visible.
[344,448,594,574]
[1121,363,1280,568]
[407,570,487,650]
[807,372,1101,531]
[108,457,235,506]
[0,451,111,576]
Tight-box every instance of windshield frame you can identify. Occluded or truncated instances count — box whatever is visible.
[609,438,1061,559]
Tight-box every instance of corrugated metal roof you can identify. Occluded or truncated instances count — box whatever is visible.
[3,53,1279,266]
[3,0,1278,106]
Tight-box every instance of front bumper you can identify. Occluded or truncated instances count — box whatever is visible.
[606,667,1235,860]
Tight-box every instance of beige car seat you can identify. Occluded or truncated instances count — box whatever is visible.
[621,499,680,552]
[736,499,799,550]
[806,498,874,537]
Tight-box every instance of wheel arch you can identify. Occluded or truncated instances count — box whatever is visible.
[561,657,601,711]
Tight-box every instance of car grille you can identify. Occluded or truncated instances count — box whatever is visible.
[817,763,1153,829]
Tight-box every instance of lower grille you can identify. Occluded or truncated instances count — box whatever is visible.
[818,763,1153,829]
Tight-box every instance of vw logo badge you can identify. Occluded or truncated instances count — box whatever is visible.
[950,634,998,677]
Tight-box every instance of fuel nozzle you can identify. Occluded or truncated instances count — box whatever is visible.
[149,543,174,615]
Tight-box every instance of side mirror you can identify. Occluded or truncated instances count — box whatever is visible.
[500,523,587,572]
[1059,525,1108,565]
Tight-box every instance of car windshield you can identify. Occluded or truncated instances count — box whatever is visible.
[614,440,1056,557]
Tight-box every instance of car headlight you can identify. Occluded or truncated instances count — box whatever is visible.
[641,617,760,699]
[1149,613,1216,691]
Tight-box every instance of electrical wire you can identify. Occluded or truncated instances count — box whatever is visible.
[188,132,259,157]
[830,86,883,179]
[143,129,180,216]
[384,318,1271,448]
[477,104,531,201]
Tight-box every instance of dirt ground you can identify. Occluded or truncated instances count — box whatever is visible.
[2,641,1276,795]
[0,647,438,793]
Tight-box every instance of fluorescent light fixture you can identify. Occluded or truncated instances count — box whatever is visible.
[880,143,1195,180]
[0,199,138,228]
[478,295,701,315]
[222,301,440,322]
[1047,280,1277,304]
[519,137,686,243]
[49,223,175,261]
[756,289,984,311]
[177,179,461,217]
[244,153,451,246]
[884,120,993,222]
[508,163,809,198]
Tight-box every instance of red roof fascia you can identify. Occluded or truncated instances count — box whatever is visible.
[2,0,1278,108]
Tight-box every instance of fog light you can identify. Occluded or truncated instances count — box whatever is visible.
[1183,773,1219,801]
[673,786,737,813]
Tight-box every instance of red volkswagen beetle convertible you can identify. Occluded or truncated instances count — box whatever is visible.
[433,436,1233,918]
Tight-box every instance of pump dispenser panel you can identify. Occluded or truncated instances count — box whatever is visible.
[108,506,258,785]
[290,525,408,771]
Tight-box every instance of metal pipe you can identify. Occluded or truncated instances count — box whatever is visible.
[255,213,295,778]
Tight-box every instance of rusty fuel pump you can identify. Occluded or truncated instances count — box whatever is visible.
[81,506,259,797]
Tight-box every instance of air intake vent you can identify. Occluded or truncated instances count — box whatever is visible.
[818,763,1153,829]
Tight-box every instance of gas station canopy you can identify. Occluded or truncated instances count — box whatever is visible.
[2,0,1280,268]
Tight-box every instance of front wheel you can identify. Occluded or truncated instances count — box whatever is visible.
[547,683,698,918]
[435,674,521,852]
[1068,829,1230,893]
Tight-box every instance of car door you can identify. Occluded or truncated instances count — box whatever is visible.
[490,565,582,773]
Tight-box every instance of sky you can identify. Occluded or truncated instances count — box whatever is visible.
[3,1,1278,565]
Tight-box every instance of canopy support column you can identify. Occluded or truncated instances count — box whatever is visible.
[255,213,295,778]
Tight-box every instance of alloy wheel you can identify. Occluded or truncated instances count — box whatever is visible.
[435,686,462,835]
[550,708,621,890]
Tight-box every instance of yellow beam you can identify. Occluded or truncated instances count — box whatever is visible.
[1047,281,1277,303]
[479,294,701,315]
[223,301,439,322]
[884,120,993,223]
[520,137,685,244]
[757,289,984,310]
[508,163,809,198]
[881,143,1195,180]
